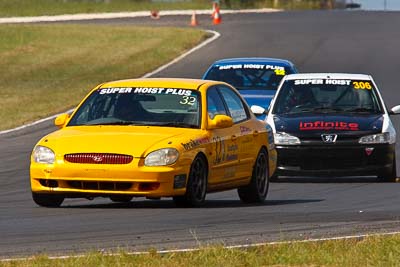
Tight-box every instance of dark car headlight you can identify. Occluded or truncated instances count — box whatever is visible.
[359,132,394,144]
[274,132,301,145]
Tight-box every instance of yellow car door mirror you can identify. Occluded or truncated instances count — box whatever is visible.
[54,113,70,128]
[208,114,233,129]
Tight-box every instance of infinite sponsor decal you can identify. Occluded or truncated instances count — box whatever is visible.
[299,121,359,131]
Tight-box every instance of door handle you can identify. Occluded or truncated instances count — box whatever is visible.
[253,130,259,136]
[231,135,237,141]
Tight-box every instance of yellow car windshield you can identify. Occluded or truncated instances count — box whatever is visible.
[68,87,201,128]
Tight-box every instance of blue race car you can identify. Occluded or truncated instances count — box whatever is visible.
[202,58,298,119]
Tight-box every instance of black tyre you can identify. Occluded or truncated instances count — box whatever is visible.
[378,154,397,182]
[32,192,64,207]
[110,195,133,203]
[238,148,269,203]
[173,155,208,207]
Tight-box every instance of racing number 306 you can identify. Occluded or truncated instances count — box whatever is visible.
[353,81,372,90]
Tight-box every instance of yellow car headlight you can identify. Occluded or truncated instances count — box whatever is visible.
[33,145,55,164]
[145,148,179,166]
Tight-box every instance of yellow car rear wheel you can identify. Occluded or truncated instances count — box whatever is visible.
[237,148,269,203]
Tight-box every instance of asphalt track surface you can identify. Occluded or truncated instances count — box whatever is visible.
[2,11,400,258]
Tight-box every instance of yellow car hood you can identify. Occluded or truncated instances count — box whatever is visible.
[41,126,189,157]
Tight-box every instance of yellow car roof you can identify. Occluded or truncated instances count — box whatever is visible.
[99,78,218,91]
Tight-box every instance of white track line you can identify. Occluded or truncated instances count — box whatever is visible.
[142,30,220,78]
[0,30,220,135]
[0,9,280,24]
[2,231,400,262]
[0,113,70,135]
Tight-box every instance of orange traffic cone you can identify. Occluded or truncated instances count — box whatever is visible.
[190,11,198,26]
[150,10,160,19]
[212,3,221,25]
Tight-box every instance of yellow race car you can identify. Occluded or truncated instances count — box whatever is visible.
[30,78,277,207]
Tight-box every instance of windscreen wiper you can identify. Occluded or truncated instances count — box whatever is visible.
[154,122,199,128]
[284,106,345,115]
[311,106,346,113]
[88,121,149,126]
[344,107,379,113]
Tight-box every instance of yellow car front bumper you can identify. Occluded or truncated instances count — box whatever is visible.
[30,158,190,198]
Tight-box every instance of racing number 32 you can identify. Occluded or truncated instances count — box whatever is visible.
[353,81,372,90]
[180,96,196,105]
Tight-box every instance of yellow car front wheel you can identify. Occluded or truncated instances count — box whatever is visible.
[110,195,133,203]
[173,155,208,207]
[32,192,64,207]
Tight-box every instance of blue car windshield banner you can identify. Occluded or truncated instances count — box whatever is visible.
[204,64,288,90]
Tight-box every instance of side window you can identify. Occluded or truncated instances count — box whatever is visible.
[207,87,228,119]
[219,86,249,123]
[69,92,115,125]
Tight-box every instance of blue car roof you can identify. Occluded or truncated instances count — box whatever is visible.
[210,57,296,68]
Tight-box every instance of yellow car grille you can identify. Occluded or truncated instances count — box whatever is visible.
[64,153,133,164]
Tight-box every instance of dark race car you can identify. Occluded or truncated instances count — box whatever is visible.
[202,58,298,119]
[256,73,400,182]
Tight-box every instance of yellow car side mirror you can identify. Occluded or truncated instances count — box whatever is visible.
[208,115,233,129]
[54,113,70,128]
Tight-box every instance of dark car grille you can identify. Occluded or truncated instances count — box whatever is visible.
[298,156,364,170]
[277,145,390,171]
[64,153,133,164]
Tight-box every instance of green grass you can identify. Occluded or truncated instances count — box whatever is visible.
[0,0,210,17]
[2,234,400,266]
[0,0,325,17]
[0,24,207,131]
